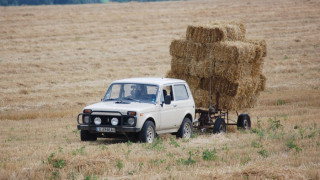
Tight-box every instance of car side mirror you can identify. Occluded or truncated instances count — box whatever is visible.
[164,95,171,105]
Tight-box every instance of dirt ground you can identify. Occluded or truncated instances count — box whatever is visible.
[0,0,320,179]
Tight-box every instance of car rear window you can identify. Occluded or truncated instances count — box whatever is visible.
[174,84,189,101]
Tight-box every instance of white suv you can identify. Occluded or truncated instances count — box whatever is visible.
[77,78,195,143]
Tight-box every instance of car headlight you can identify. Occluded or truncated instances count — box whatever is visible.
[83,116,90,124]
[111,117,119,126]
[128,117,135,125]
[94,117,102,125]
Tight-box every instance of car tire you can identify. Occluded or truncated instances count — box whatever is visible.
[81,130,97,141]
[213,118,226,134]
[237,114,251,130]
[176,117,193,138]
[139,121,155,143]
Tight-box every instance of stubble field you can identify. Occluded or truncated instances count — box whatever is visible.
[0,0,320,179]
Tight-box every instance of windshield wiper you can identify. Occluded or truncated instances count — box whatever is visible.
[104,98,117,101]
[122,97,140,102]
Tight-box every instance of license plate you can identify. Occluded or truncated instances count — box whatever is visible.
[96,127,116,133]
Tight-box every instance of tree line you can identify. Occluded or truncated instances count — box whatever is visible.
[0,0,171,6]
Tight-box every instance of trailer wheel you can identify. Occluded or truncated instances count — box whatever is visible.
[237,114,251,130]
[213,118,226,134]
[81,130,97,141]
[176,117,193,138]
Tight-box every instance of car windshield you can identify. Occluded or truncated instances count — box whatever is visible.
[103,83,158,104]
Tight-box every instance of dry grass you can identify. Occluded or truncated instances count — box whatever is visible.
[1,0,320,179]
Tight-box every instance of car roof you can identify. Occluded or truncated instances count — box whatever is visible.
[112,77,186,86]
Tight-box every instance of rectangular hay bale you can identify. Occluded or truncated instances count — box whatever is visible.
[251,61,264,77]
[212,41,262,64]
[199,76,260,97]
[170,39,207,60]
[246,39,267,57]
[186,21,246,43]
[214,60,253,82]
[171,56,190,75]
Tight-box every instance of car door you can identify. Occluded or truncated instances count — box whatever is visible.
[159,85,179,131]
[172,83,192,124]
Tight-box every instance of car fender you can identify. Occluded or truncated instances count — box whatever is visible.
[136,110,160,131]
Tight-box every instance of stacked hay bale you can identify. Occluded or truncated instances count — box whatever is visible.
[167,21,267,110]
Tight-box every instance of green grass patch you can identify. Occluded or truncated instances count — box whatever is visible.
[202,148,217,161]
[116,160,124,171]
[177,151,196,165]
[276,98,285,105]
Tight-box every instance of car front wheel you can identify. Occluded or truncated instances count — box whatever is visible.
[139,121,155,143]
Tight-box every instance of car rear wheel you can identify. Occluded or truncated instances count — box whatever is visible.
[80,130,97,141]
[176,117,193,138]
[139,121,155,143]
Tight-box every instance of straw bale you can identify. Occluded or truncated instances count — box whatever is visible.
[258,74,267,91]
[212,41,262,64]
[214,60,252,82]
[166,70,202,88]
[198,75,260,97]
[171,56,190,75]
[218,93,259,110]
[170,39,207,60]
[191,88,259,110]
[251,61,264,77]
[189,41,208,60]
[215,76,260,97]
[189,59,214,78]
[200,77,213,91]
[165,70,176,79]
[213,77,239,97]
[188,58,255,81]
[165,70,185,80]
[185,76,201,88]
[170,39,188,58]
[186,21,246,43]
[246,39,267,57]
[191,88,211,108]
[190,79,261,110]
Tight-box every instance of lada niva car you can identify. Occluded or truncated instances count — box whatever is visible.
[77,78,195,143]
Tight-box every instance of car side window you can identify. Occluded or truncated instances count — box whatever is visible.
[161,85,174,102]
[173,84,189,101]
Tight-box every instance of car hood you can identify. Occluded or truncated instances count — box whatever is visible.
[83,101,157,114]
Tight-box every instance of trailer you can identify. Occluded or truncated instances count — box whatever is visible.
[193,94,251,133]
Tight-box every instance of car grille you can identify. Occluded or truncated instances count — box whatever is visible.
[90,115,132,126]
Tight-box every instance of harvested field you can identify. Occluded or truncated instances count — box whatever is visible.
[1,0,320,179]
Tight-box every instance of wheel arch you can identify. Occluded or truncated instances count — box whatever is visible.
[145,117,156,128]
[184,113,193,122]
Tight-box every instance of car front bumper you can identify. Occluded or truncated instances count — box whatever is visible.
[77,124,141,133]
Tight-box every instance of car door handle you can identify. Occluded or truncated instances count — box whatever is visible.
[173,104,177,107]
